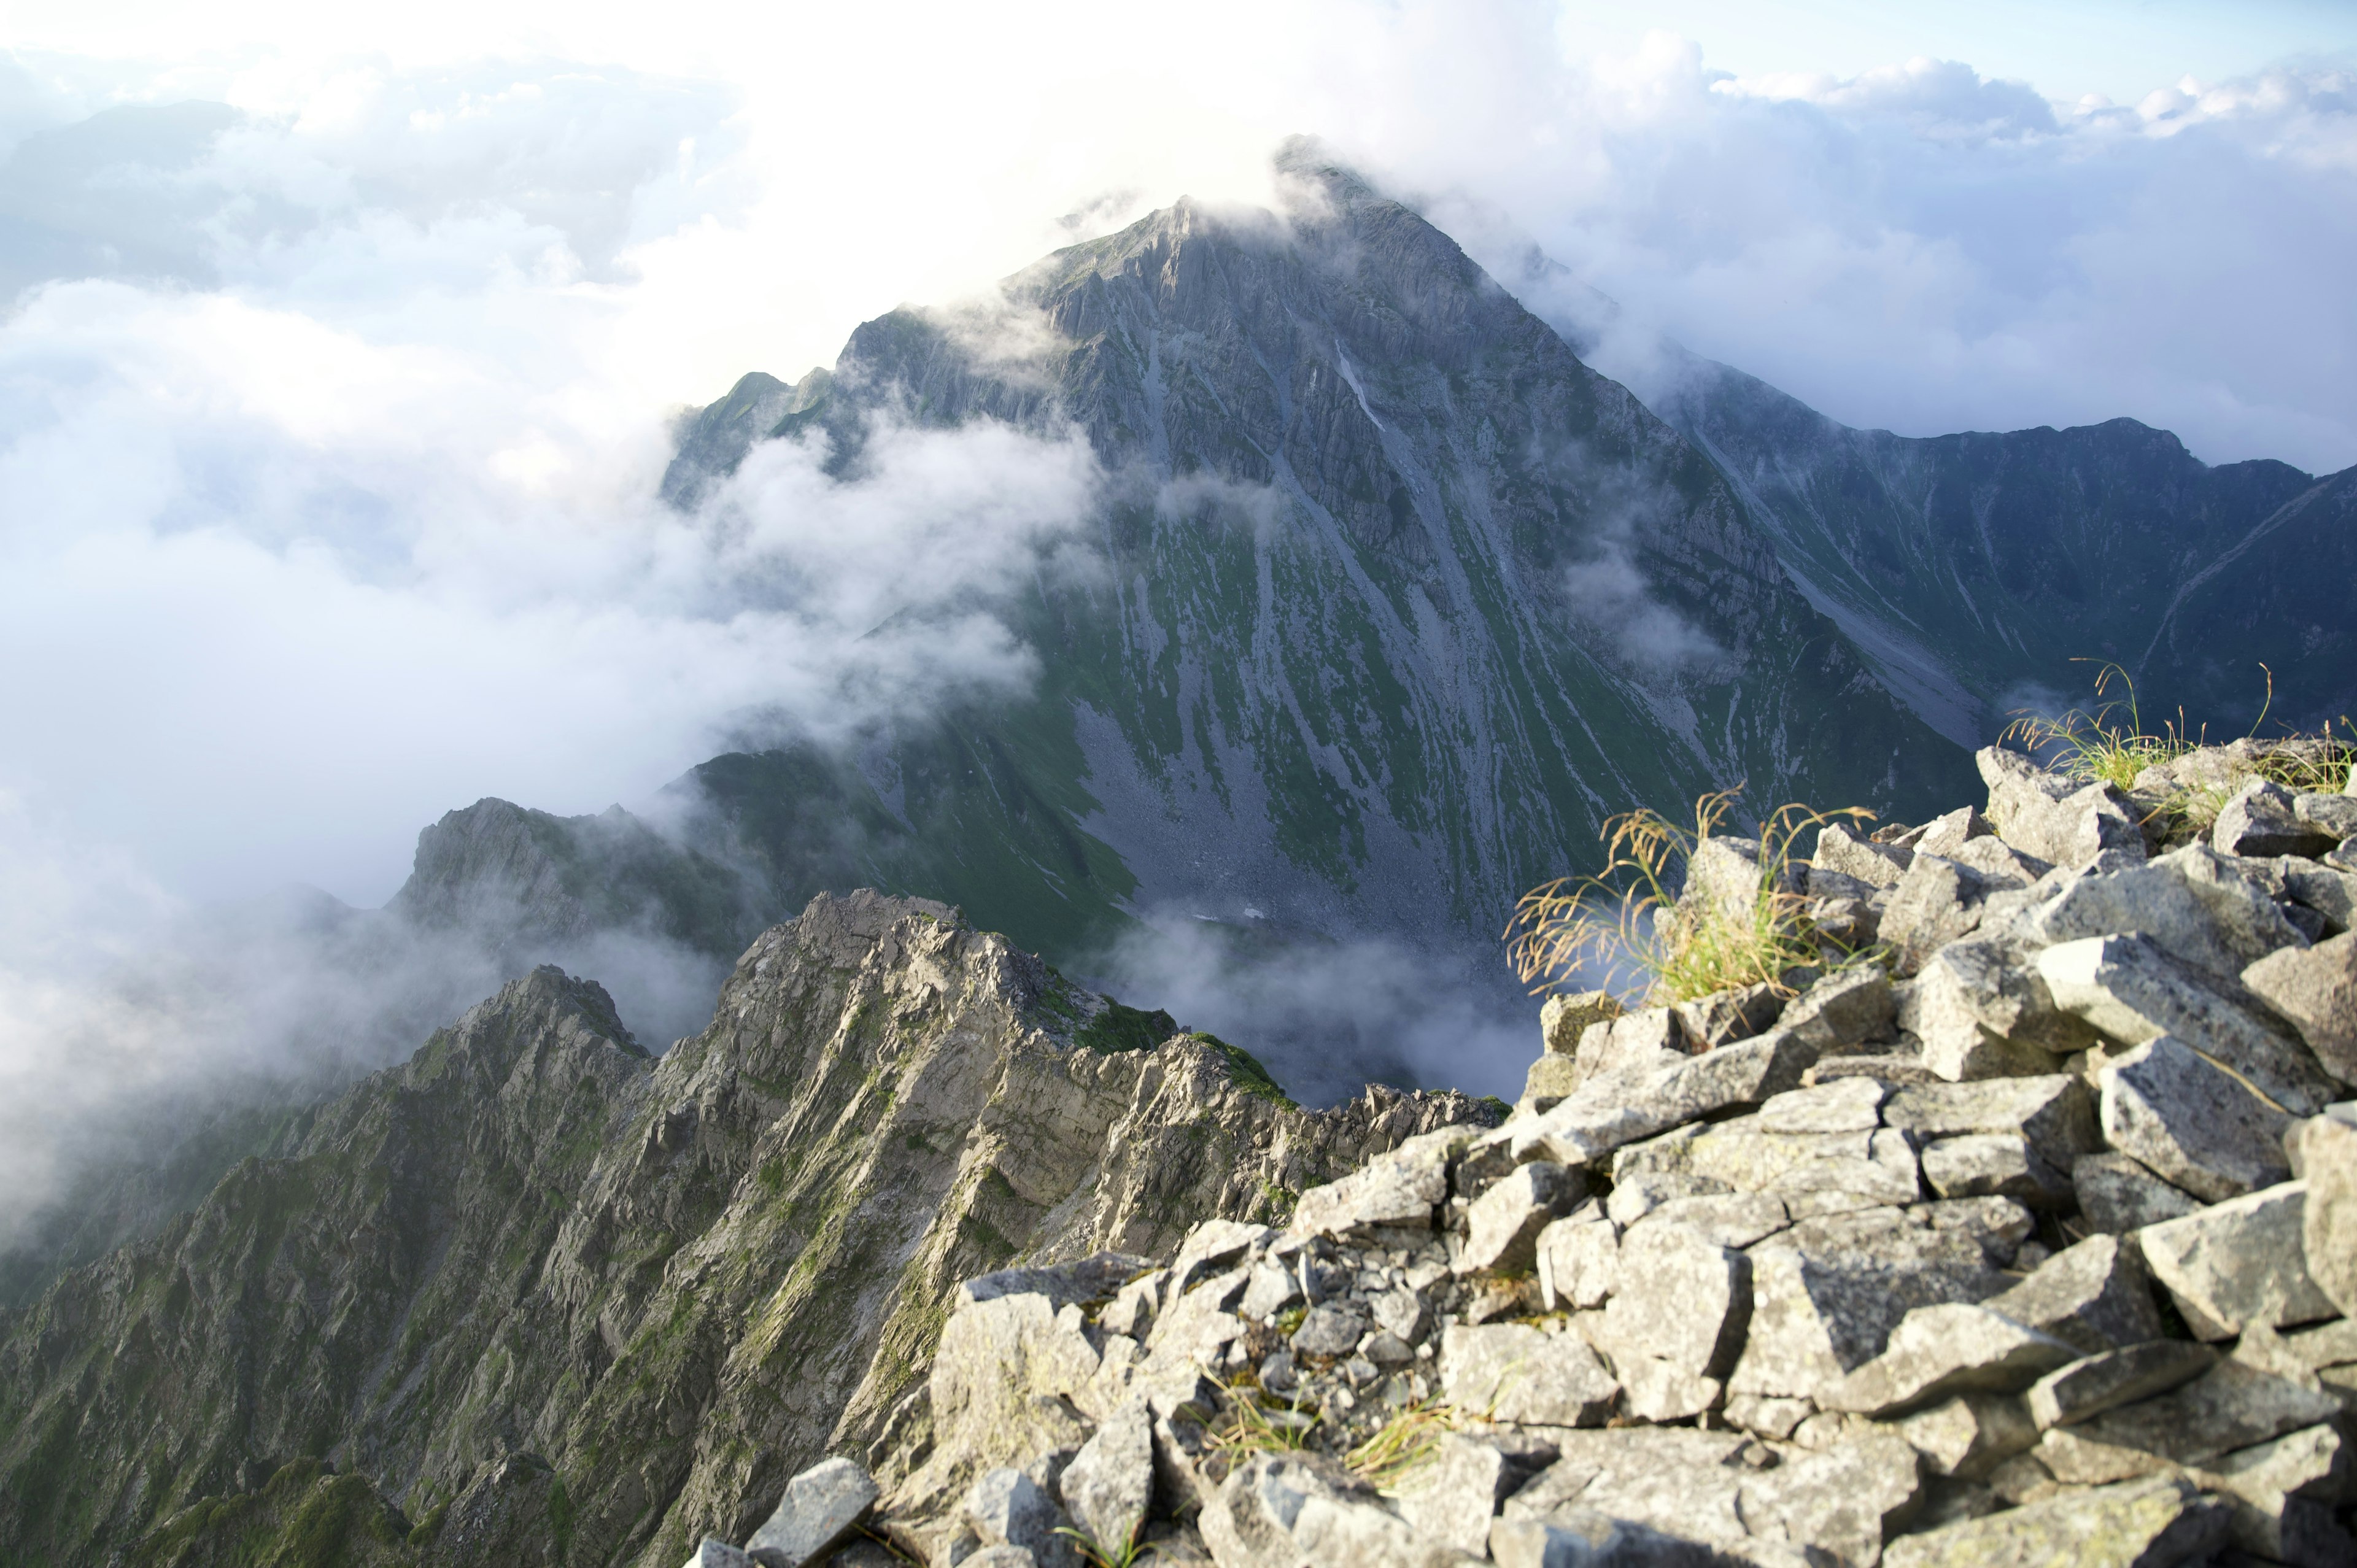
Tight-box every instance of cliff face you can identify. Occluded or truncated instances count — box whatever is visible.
[0,892,1493,1568]
[660,149,1970,983]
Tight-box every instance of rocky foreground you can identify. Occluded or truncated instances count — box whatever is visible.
[700,743,2357,1567]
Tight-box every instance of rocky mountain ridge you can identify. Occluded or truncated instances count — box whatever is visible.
[0,892,1496,1568]
[664,737,2357,1568]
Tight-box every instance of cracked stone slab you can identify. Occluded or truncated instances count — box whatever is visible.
[2138,1181,2339,1339]
[2027,1341,2218,1431]
[1983,1234,2165,1355]
[1879,1475,2229,1568]
[1819,1303,2078,1417]
[2098,1035,2293,1204]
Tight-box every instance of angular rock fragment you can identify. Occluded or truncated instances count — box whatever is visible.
[1777,966,1897,1053]
[966,1469,1078,1568]
[2097,1036,2293,1203]
[1290,1129,1461,1238]
[2138,1181,2337,1339]
[1820,1303,2078,1416]
[746,1457,880,1568]
[1488,1513,1719,1568]
[2293,1113,2357,1316]
[2215,777,2340,859]
[1980,746,2146,870]
[1611,1354,1723,1423]
[1738,1429,1927,1566]
[1895,1392,2038,1480]
[1879,1475,2229,1568]
[1881,854,2017,975]
[2025,843,2310,990]
[1755,1076,1885,1134]
[2040,932,2339,1113]
[1290,1302,1369,1359]
[1541,991,1623,1057]
[2199,1421,2355,1567]
[1626,1193,1790,1249]
[1815,819,1912,888]
[1573,1008,1688,1084]
[1201,1453,1460,1568]
[1535,1216,1619,1311]
[1599,1223,1752,1379]
[2281,860,2357,936]
[2297,789,2357,837]
[2242,932,2357,1086]
[1898,938,2091,1079]
[1058,1399,1153,1562]
[2072,1152,2202,1234]
[1511,1032,1818,1168]
[1921,1134,2072,1208]
[684,1540,753,1568]
[1394,1434,1520,1558]
[1881,1075,2097,1176]
[1440,1323,1619,1426]
[1457,1161,1579,1275]
[1984,1234,2164,1354]
[2049,1356,2346,1474]
[1673,983,1782,1049]
[2026,1341,2216,1430]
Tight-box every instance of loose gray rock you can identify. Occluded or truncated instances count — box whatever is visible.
[2072,1152,2203,1234]
[1600,1223,1752,1379]
[1395,1435,1519,1558]
[1881,1075,2098,1176]
[1535,1216,1620,1311]
[1441,1323,1619,1426]
[1778,966,1897,1051]
[2026,1341,2216,1430]
[2298,790,2357,837]
[2022,844,2309,988]
[1672,983,1783,1049]
[1290,1302,1369,1359]
[1882,854,2014,974]
[2294,1113,2357,1316]
[1815,820,1911,889]
[1290,1130,1461,1238]
[2137,1182,2340,1339]
[1626,1194,1790,1249]
[2098,1035,2293,1203]
[2200,1421,2355,1566]
[746,1457,880,1568]
[1488,1513,1720,1568]
[2242,932,2357,1086]
[2051,1355,2346,1470]
[1893,1392,2038,1479]
[1540,991,1623,1057]
[1612,1353,1723,1423]
[2282,860,2357,937]
[1511,1032,1818,1168]
[1057,1399,1153,1561]
[683,1540,753,1568]
[1983,1234,2164,1354]
[962,1253,1158,1311]
[1879,1474,2230,1568]
[2215,777,2340,859]
[1755,1076,1885,1134]
[1898,938,2092,1078]
[1458,1161,1580,1274]
[1979,747,2146,870]
[1820,1303,2078,1416]
[2040,932,2339,1114]
[965,1469,1077,1568]
[1921,1134,2072,1208]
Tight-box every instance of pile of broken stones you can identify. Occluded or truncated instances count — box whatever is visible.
[691,743,2357,1567]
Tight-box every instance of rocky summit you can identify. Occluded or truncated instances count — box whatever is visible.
[663,741,2357,1568]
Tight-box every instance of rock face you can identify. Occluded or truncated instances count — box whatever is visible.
[768,742,2357,1568]
[0,894,1495,1568]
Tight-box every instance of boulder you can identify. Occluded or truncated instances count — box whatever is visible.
[1395,1435,1521,1558]
[2295,1113,2357,1315]
[2282,861,2357,936]
[2040,932,2339,1114]
[1983,1234,2164,1354]
[1893,1392,2039,1479]
[1820,1303,2078,1416]
[1978,747,2146,869]
[2072,1153,2202,1235]
[2022,844,2308,988]
[1881,1076,2098,1176]
[1534,1216,1619,1311]
[1898,938,2092,1079]
[1777,966,1896,1051]
[2026,1340,2216,1430]
[1458,1162,1581,1275]
[1439,1323,1619,1427]
[1921,1135,2072,1208]
[1511,1032,1818,1168]
[1672,984,1783,1049]
[1611,1354,1723,1423]
[1057,1399,1153,1561]
[2048,1356,2346,1470]
[2242,932,2357,1086]
[2097,1036,2293,1203]
[746,1458,880,1568]
[1879,1475,2229,1568]
[1540,991,1622,1057]
[1201,1453,1472,1568]
[1573,1009,1688,1083]
[1881,855,2015,975]
[1609,1118,1922,1212]
[1755,1076,1885,1134]
[1624,1194,1790,1249]
[2200,1422,2355,1566]
[2214,778,2340,859]
[1598,1223,1753,1379]
[1916,805,1994,859]
[1814,820,1911,888]
[1734,1430,1927,1566]
[965,1469,1077,1568]
[1291,1130,1460,1238]
[2137,1183,2340,1339]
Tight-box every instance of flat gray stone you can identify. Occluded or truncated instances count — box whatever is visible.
[746,1457,879,1568]
[2041,932,2339,1114]
[1599,1222,1752,1378]
[1983,1234,2165,1354]
[1290,1302,1369,1359]
[2297,790,2357,837]
[2242,932,2357,1086]
[2295,1113,2357,1316]
[1535,1216,1619,1311]
[2138,1182,2340,1340]
[1892,1392,2039,1479]
[2058,1355,2346,1468]
[2282,860,2357,937]
[1057,1399,1153,1561]
[1540,991,1623,1057]
[1458,1161,1581,1274]
[1673,983,1783,1049]
[2023,844,2309,988]
[2026,1340,2216,1429]
[1980,747,2146,870]
[966,1469,1077,1568]
[1778,966,1897,1051]
[1511,1032,1818,1168]
[1756,1075,1886,1134]
[1881,1075,2098,1175]
[1612,1353,1723,1423]
[2073,1152,2202,1234]
[1625,1193,1790,1249]
[1882,854,2013,975]
[2215,777,2339,859]
[2199,1421,2355,1566]
[2099,1035,2294,1203]
[1290,1129,1463,1238]
[1440,1323,1618,1427]
[1922,1134,2072,1208]
[1488,1513,1720,1568]
[1734,1430,1927,1566]
[1821,1303,2078,1416]
[1395,1435,1518,1558]
[1815,819,1911,889]
[1880,1475,2229,1568]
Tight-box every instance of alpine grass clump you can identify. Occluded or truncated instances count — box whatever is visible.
[1504,789,1873,1005]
